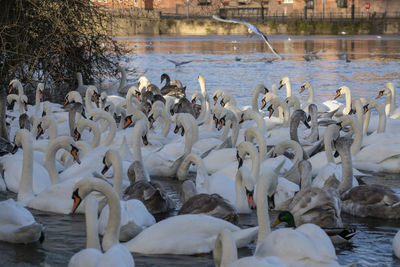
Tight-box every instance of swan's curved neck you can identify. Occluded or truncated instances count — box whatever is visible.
[85,88,96,113]
[43,117,58,140]
[345,116,362,156]
[229,115,239,147]
[239,142,260,181]
[306,84,314,103]
[85,195,101,250]
[184,114,199,146]
[342,87,352,115]
[363,100,386,135]
[246,111,266,134]
[351,99,364,126]
[273,98,290,127]
[177,153,207,181]
[285,80,292,98]
[196,95,207,123]
[16,131,35,203]
[387,84,396,115]
[213,229,237,267]
[35,87,42,115]
[324,125,340,163]
[337,145,354,195]
[132,121,147,162]
[118,67,127,90]
[86,179,121,251]
[251,87,264,112]
[235,167,251,213]
[255,170,273,248]
[45,136,75,184]
[245,127,267,162]
[77,119,100,148]
[91,111,116,146]
[107,150,124,198]
[155,108,171,137]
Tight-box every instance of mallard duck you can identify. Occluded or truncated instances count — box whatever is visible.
[273,210,356,245]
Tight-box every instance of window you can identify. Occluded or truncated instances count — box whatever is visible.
[283,0,293,3]
[337,0,347,8]
[199,0,211,5]
[306,0,314,9]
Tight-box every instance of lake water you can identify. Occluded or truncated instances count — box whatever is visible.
[2,34,400,266]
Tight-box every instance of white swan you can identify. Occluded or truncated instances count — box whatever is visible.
[333,85,352,116]
[299,82,336,113]
[251,84,269,114]
[89,109,116,147]
[0,198,44,244]
[98,149,155,242]
[376,82,400,118]
[34,83,44,115]
[1,129,51,195]
[84,85,100,113]
[69,177,135,266]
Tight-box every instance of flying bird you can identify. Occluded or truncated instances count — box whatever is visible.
[167,59,193,67]
[212,14,282,60]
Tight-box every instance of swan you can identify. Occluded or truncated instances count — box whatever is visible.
[393,230,400,259]
[219,93,242,116]
[123,203,258,255]
[376,82,400,118]
[98,149,156,241]
[333,85,352,116]
[0,198,44,244]
[212,106,239,149]
[212,89,225,106]
[70,177,135,266]
[239,108,266,134]
[84,85,100,113]
[124,160,175,215]
[261,93,290,130]
[8,79,24,95]
[178,179,239,224]
[335,136,400,219]
[362,98,386,135]
[36,115,58,141]
[251,84,269,113]
[278,77,292,98]
[7,94,28,114]
[1,129,51,195]
[34,83,44,115]
[177,152,255,214]
[299,82,335,113]
[113,65,137,96]
[147,104,171,139]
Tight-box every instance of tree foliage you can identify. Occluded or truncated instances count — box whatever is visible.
[0,0,125,99]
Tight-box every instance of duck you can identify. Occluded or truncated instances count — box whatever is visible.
[335,136,400,219]
[178,179,239,224]
[0,198,44,244]
[69,177,135,267]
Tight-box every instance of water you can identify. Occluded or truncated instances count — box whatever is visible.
[2,35,400,266]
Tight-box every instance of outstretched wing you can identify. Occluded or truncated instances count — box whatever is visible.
[167,59,192,67]
[212,15,281,59]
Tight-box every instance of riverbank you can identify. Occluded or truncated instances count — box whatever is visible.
[109,11,400,36]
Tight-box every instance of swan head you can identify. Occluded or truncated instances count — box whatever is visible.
[290,109,310,129]
[174,114,185,136]
[334,88,342,99]
[300,82,310,93]
[279,77,289,89]
[272,211,296,228]
[8,79,22,94]
[212,90,224,105]
[333,136,353,159]
[71,177,102,213]
[148,113,155,129]
[160,73,169,83]
[70,144,81,164]
[363,103,369,114]
[267,104,275,118]
[73,127,81,141]
[37,83,44,101]
[308,103,317,119]
[213,107,228,130]
[100,92,107,106]
[123,115,133,129]
[255,84,269,94]
[12,129,30,154]
[101,150,117,175]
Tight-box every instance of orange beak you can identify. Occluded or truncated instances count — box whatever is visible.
[218,119,224,131]
[123,117,132,129]
[299,86,305,94]
[93,93,99,108]
[376,91,384,99]
[246,191,255,209]
[149,117,155,129]
[213,96,218,106]
[8,85,13,94]
[261,99,266,109]
[71,190,82,214]
[268,106,274,118]
[333,90,341,100]
[24,102,28,112]
[135,91,141,101]
[71,148,81,164]
[63,98,69,108]
[39,91,43,101]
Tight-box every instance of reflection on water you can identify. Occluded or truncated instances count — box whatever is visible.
[2,35,400,266]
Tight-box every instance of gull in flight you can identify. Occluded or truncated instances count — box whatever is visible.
[212,14,282,60]
[167,59,193,67]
